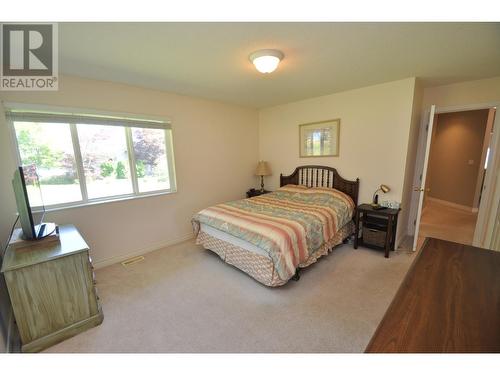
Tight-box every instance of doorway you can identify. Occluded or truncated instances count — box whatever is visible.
[414,107,496,250]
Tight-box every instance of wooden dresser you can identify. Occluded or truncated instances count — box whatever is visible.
[1,224,103,352]
[366,238,500,353]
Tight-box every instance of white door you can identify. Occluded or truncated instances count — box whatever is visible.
[412,105,436,251]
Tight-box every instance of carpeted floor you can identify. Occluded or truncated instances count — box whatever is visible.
[417,199,478,250]
[45,239,416,353]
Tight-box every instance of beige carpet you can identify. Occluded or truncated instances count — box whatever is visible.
[417,199,478,250]
[45,240,415,353]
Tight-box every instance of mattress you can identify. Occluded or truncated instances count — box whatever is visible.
[200,223,270,257]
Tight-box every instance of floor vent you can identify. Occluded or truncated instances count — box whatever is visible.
[121,256,145,266]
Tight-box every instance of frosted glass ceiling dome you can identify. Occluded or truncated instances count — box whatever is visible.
[249,49,284,74]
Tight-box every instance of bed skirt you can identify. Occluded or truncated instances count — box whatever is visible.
[196,220,355,287]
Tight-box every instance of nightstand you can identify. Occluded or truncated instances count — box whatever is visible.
[354,203,400,258]
[246,188,271,198]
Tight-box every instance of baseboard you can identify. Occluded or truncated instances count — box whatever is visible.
[397,234,414,251]
[395,234,405,250]
[426,197,477,213]
[92,232,194,269]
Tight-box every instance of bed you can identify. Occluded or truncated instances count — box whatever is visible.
[192,165,360,287]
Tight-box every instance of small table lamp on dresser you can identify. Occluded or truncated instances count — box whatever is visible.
[255,161,272,192]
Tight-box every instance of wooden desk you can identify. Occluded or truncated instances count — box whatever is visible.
[366,238,500,353]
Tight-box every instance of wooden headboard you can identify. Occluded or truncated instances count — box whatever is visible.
[280,165,360,205]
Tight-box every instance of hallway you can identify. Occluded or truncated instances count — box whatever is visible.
[417,199,478,249]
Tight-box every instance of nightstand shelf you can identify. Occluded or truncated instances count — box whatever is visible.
[354,204,400,258]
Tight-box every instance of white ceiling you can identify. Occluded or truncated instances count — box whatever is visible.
[59,23,500,108]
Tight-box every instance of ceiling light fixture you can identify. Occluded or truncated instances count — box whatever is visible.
[249,49,284,74]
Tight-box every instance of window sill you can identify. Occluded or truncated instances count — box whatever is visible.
[36,189,178,213]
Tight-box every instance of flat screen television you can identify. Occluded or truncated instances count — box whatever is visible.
[12,166,56,240]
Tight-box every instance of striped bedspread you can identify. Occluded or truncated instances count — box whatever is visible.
[192,185,355,282]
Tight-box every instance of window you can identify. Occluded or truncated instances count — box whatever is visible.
[131,127,171,192]
[14,121,82,206]
[77,124,134,199]
[8,109,176,209]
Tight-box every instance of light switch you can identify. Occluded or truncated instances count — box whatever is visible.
[468,160,474,165]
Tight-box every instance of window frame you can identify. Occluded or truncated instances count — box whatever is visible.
[6,106,177,211]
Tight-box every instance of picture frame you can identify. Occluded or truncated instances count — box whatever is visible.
[299,118,340,157]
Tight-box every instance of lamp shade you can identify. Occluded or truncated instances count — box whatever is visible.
[255,161,272,176]
[380,184,390,193]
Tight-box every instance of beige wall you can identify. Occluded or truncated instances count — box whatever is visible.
[423,76,500,109]
[259,77,418,245]
[427,110,489,207]
[0,75,259,268]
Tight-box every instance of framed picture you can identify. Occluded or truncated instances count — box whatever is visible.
[299,119,340,157]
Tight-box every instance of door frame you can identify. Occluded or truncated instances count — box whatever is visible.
[411,105,435,251]
[408,101,500,250]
